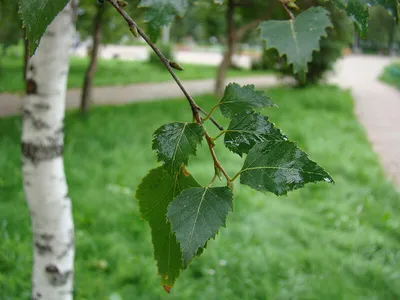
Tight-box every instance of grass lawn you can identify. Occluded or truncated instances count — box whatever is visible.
[380,61,400,89]
[0,55,268,93]
[1,86,399,299]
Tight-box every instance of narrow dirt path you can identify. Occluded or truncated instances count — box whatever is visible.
[0,75,282,117]
[330,55,400,186]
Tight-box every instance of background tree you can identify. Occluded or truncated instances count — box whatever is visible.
[171,1,226,44]
[77,0,142,114]
[214,0,282,95]
[363,5,400,55]
[80,2,106,114]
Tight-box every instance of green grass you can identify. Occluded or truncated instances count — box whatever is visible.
[380,61,400,89]
[1,86,400,299]
[0,55,268,93]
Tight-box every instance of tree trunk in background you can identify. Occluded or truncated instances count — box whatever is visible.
[352,31,361,54]
[388,20,396,56]
[81,4,104,115]
[22,3,75,299]
[162,24,171,45]
[215,0,235,96]
[23,30,30,80]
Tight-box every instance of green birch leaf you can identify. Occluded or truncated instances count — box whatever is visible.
[240,141,334,196]
[219,83,275,118]
[136,167,201,289]
[167,187,233,267]
[152,122,204,173]
[19,0,69,55]
[139,0,188,41]
[258,7,332,74]
[224,111,287,156]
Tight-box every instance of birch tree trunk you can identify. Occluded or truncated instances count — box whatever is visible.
[22,3,75,300]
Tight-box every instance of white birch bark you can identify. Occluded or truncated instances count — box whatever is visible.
[22,3,75,300]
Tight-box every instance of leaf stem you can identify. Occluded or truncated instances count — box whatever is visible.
[197,106,224,131]
[107,0,230,183]
[207,173,218,188]
[212,130,228,141]
[230,170,242,182]
[202,102,220,122]
[279,0,295,19]
[205,134,231,184]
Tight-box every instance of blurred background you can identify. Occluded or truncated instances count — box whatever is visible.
[1,0,400,299]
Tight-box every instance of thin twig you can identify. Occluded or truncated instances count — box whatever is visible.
[205,135,231,182]
[107,0,200,119]
[197,106,224,131]
[202,102,220,122]
[107,0,231,183]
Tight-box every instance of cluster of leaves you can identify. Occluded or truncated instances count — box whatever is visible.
[17,0,399,293]
[136,82,334,290]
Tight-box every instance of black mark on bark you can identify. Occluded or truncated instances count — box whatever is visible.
[23,109,51,130]
[33,103,50,111]
[26,79,38,95]
[40,233,54,241]
[35,242,53,255]
[23,109,32,119]
[45,264,72,286]
[22,142,63,163]
[32,292,42,299]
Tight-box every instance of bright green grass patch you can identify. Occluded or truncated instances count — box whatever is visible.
[380,61,400,89]
[1,86,399,299]
[0,55,268,93]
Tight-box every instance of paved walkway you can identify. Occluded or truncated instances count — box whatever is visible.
[0,75,285,117]
[329,55,400,186]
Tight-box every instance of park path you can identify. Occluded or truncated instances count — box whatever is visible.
[0,75,284,117]
[329,55,400,186]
